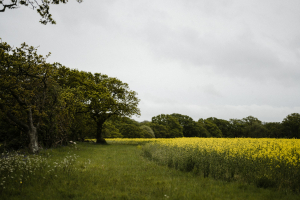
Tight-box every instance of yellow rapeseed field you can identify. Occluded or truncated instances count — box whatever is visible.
[105,137,300,191]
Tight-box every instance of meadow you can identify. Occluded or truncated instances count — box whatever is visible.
[0,139,299,199]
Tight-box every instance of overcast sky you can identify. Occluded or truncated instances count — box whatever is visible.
[1,0,300,122]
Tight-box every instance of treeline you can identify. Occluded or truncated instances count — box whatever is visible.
[0,40,140,153]
[1,40,300,154]
[93,112,300,139]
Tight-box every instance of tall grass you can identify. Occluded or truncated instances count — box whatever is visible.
[0,141,299,199]
[0,143,90,197]
[141,138,300,192]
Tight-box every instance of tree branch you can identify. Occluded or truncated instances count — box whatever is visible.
[0,1,18,12]
[9,90,27,107]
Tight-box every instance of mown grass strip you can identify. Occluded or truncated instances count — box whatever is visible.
[0,142,299,200]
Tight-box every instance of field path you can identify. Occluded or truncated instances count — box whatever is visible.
[4,143,298,200]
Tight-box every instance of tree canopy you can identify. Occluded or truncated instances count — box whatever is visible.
[0,39,140,152]
[0,41,56,153]
[152,114,183,138]
[282,113,300,138]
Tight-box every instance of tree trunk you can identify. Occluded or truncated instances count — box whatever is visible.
[28,126,39,153]
[96,120,107,144]
[27,107,39,153]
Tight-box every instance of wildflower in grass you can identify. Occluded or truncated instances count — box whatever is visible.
[0,149,81,194]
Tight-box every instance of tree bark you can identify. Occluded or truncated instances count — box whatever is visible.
[96,120,107,144]
[27,107,39,153]
[28,125,39,153]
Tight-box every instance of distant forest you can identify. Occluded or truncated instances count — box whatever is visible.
[1,40,300,153]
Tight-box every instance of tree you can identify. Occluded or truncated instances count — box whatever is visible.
[242,116,262,126]
[171,113,196,137]
[241,116,267,138]
[120,124,144,138]
[0,0,83,24]
[199,118,222,137]
[52,67,141,144]
[282,113,300,138]
[80,73,140,144]
[0,41,55,153]
[152,114,183,138]
[170,113,209,137]
[194,120,211,137]
[245,122,268,138]
[139,120,151,126]
[102,121,122,138]
[228,119,244,137]
[206,117,231,137]
[140,125,155,138]
[149,123,168,138]
[264,122,283,138]
[0,39,140,150]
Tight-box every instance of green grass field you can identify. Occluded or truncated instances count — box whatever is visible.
[1,142,299,200]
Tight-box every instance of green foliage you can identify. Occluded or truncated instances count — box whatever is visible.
[0,112,26,151]
[0,39,141,150]
[140,125,155,138]
[236,116,267,138]
[0,41,57,153]
[171,113,208,137]
[77,72,140,143]
[229,119,245,137]
[243,122,268,138]
[242,116,262,126]
[149,123,168,138]
[264,122,283,138]
[112,116,140,129]
[206,117,231,137]
[152,114,183,138]
[139,120,151,126]
[102,121,122,138]
[195,121,211,137]
[119,124,145,138]
[282,113,300,138]
[201,119,223,137]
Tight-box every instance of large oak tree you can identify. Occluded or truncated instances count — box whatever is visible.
[54,67,141,144]
[0,40,55,153]
[82,73,141,144]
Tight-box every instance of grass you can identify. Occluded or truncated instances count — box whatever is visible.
[140,138,300,192]
[1,142,299,200]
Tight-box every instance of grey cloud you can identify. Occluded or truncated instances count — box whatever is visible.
[2,0,300,123]
[140,16,300,86]
[201,84,222,97]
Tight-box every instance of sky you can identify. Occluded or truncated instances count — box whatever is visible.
[1,0,300,122]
